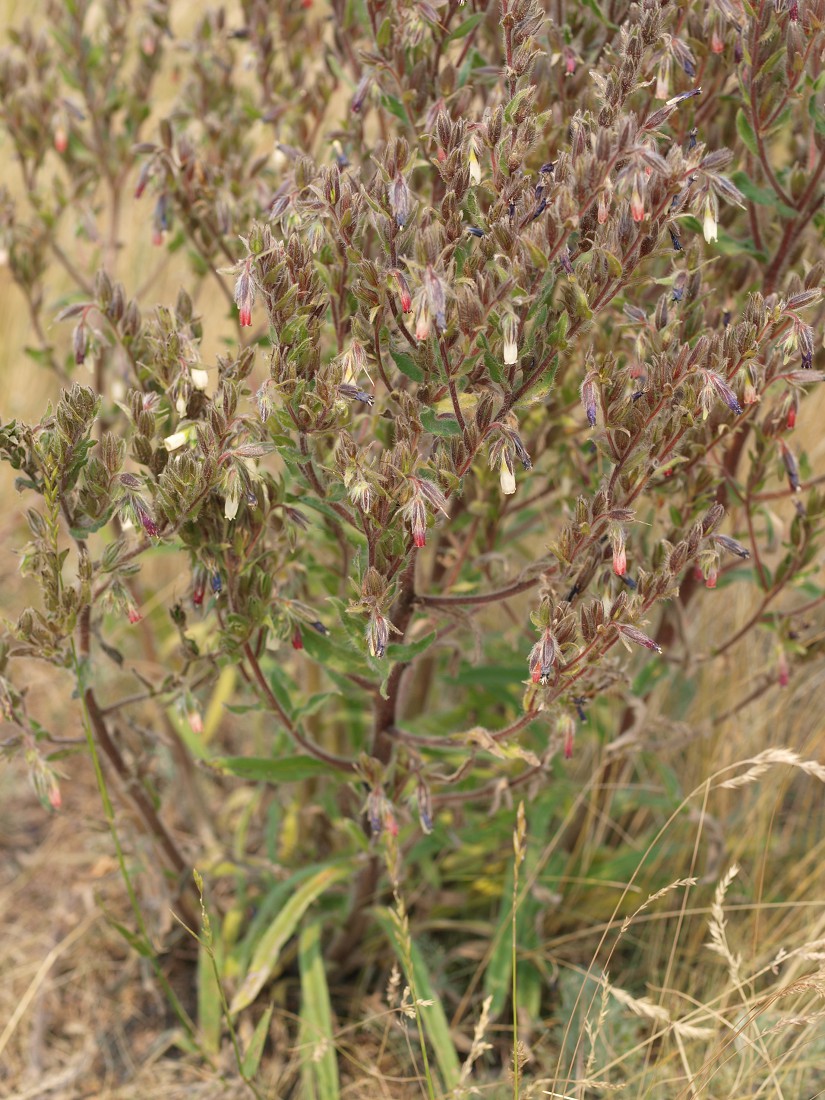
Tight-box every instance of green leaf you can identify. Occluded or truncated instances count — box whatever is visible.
[69,507,115,539]
[390,348,425,382]
[420,408,463,437]
[375,909,461,1091]
[294,692,340,720]
[230,862,353,1013]
[484,351,502,383]
[445,12,485,43]
[580,0,619,27]
[735,108,759,158]
[516,357,558,407]
[731,171,797,218]
[504,87,533,125]
[241,1004,273,1080]
[809,93,825,136]
[299,922,339,1099]
[212,755,337,784]
[385,631,437,663]
[380,94,411,127]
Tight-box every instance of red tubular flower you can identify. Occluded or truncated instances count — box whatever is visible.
[630,186,645,222]
[391,269,412,313]
[137,507,161,538]
[611,528,627,576]
[292,627,304,650]
[778,651,790,687]
[234,260,255,327]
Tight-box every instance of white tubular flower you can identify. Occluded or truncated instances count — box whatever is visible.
[191,367,209,390]
[224,488,240,521]
[502,312,519,365]
[703,195,718,243]
[500,451,516,495]
[163,429,190,452]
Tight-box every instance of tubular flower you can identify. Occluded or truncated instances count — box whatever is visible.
[703,194,718,243]
[423,265,447,332]
[502,312,519,365]
[499,450,516,495]
[630,184,645,222]
[558,713,575,759]
[415,303,431,342]
[234,259,255,327]
[391,269,412,313]
[408,495,427,547]
[468,139,481,185]
[611,527,627,576]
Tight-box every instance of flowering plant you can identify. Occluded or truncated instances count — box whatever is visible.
[1,0,824,1091]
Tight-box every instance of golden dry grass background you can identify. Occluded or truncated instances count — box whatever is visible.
[1,2,825,1097]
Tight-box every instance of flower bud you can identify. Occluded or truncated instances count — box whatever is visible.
[391,269,412,313]
[713,534,750,560]
[528,628,559,684]
[780,440,801,492]
[416,780,433,834]
[581,373,598,427]
[389,173,411,227]
[617,624,662,653]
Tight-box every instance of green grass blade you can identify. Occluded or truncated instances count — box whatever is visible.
[482,861,516,1021]
[230,861,353,1014]
[299,922,339,1100]
[241,1004,273,1080]
[197,938,222,1055]
[375,909,461,1092]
